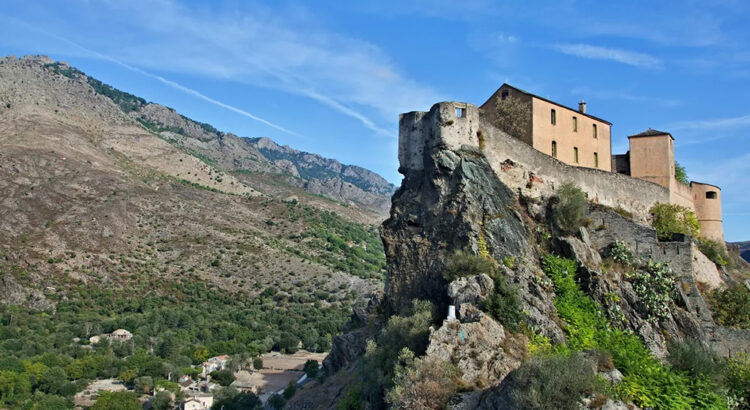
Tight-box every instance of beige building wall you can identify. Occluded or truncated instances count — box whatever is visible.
[530,98,612,171]
[670,179,695,210]
[628,134,674,189]
[692,183,724,241]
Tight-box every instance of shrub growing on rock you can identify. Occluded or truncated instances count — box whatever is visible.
[707,284,750,329]
[504,354,600,410]
[649,203,700,241]
[625,261,676,321]
[444,250,496,282]
[361,300,436,406]
[386,348,461,409]
[696,237,728,267]
[553,183,588,236]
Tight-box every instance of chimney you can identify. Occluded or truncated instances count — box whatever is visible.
[578,100,587,114]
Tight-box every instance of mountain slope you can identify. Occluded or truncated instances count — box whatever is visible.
[0,54,384,312]
[37,57,395,215]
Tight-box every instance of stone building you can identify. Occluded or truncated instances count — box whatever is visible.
[401,88,725,242]
[613,129,724,241]
[481,84,612,171]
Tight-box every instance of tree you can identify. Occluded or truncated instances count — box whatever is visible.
[675,161,689,184]
[91,391,141,410]
[213,390,262,410]
[192,345,210,364]
[152,390,172,410]
[492,95,531,140]
[283,380,297,399]
[268,393,286,410]
[252,357,263,370]
[649,203,700,240]
[553,183,588,235]
[134,375,153,394]
[210,369,235,387]
[303,360,319,379]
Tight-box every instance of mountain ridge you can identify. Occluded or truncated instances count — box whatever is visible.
[7,54,395,215]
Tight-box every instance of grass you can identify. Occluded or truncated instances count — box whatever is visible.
[540,254,727,409]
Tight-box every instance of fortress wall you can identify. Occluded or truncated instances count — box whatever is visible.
[670,180,695,210]
[397,102,691,224]
[398,102,480,173]
[479,120,669,221]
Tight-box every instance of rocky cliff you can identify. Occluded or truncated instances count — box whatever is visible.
[316,101,750,409]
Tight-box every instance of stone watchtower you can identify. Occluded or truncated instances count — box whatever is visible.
[626,129,724,242]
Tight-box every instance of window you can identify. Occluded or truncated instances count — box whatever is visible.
[501,90,509,101]
[573,116,578,132]
[574,147,579,164]
[593,124,598,139]
[594,152,598,168]
[706,191,718,199]
[551,109,556,125]
[455,107,465,118]
[551,141,557,158]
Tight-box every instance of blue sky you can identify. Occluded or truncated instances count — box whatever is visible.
[1,1,749,240]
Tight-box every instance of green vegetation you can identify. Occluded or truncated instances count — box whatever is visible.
[444,251,524,331]
[256,145,391,195]
[696,238,729,267]
[86,77,147,113]
[607,240,634,265]
[43,62,84,80]
[482,273,524,332]
[0,276,350,407]
[443,250,495,282]
[625,261,676,321]
[649,203,700,240]
[541,254,730,409]
[707,284,750,329]
[386,349,461,409]
[553,183,588,235]
[91,391,141,410]
[283,380,297,399]
[212,389,261,410]
[362,300,436,407]
[303,359,319,378]
[283,206,386,279]
[675,161,689,185]
[504,354,602,410]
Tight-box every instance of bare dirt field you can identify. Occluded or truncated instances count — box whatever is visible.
[251,350,327,395]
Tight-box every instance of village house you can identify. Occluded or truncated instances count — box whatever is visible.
[478,84,724,241]
[202,355,230,376]
[181,393,213,410]
[109,329,133,341]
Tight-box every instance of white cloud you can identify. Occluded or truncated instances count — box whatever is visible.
[6,0,443,138]
[555,43,663,69]
[670,114,750,131]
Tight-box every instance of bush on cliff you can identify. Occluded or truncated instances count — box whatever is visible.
[385,348,462,409]
[444,250,496,282]
[361,299,436,406]
[504,354,601,410]
[707,284,750,329]
[444,251,524,331]
[649,203,700,241]
[696,237,728,267]
[552,183,588,236]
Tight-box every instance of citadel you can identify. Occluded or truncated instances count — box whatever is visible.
[399,83,724,242]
